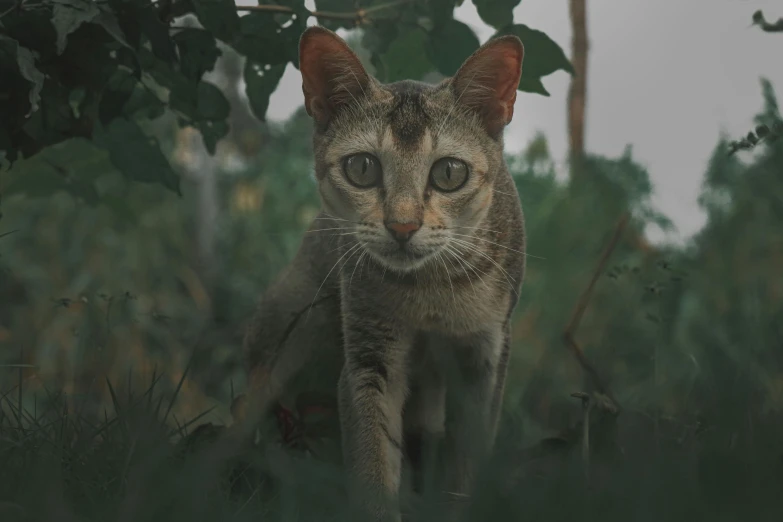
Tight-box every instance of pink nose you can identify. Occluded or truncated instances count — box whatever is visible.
[385,221,420,242]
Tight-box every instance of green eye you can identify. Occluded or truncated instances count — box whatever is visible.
[430,157,468,192]
[343,153,382,188]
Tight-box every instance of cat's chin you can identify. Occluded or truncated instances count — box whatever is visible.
[366,248,433,273]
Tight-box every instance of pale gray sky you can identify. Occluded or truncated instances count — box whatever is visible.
[259,0,783,244]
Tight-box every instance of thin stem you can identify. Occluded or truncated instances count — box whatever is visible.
[236,0,413,24]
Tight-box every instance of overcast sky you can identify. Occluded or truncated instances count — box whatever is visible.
[257,0,783,244]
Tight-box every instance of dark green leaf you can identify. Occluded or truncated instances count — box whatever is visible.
[139,8,177,63]
[99,67,138,124]
[519,77,550,96]
[232,13,289,67]
[51,0,101,55]
[196,81,230,120]
[427,0,461,27]
[0,127,13,164]
[474,0,520,29]
[755,124,770,139]
[169,81,230,154]
[94,8,132,49]
[313,0,357,30]
[0,36,45,114]
[245,61,285,121]
[3,138,105,203]
[191,0,241,43]
[426,19,479,76]
[93,118,181,194]
[493,24,574,94]
[174,28,222,82]
[196,119,229,155]
[375,28,433,83]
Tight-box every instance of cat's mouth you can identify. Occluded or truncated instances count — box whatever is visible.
[366,242,435,271]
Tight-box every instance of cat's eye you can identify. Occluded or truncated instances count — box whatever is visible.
[343,153,382,188]
[430,157,468,192]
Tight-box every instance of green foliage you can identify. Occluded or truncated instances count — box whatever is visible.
[0,0,570,214]
[494,23,575,96]
[473,0,520,29]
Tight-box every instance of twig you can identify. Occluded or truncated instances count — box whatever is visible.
[571,392,593,477]
[236,0,412,25]
[563,213,629,403]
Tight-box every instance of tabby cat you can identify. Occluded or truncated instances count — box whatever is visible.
[241,26,526,522]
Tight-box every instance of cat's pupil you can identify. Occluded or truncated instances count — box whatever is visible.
[362,157,369,174]
[445,163,452,180]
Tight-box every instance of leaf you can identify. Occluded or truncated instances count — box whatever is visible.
[98,67,138,124]
[426,19,479,76]
[191,0,241,43]
[493,24,574,94]
[0,36,45,114]
[3,138,106,203]
[474,0,521,29]
[520,77,550,96]
[195,82,230,153]
[427,0,462,25]
[94,8,132,49]
[374,28,434,83]
[138,8,177,63]
[51,0,101,55]
[174,28,222,82]
[93,118,181,194]
[244,61,286,121]
[232,13,289,67]
[313,0,357,30]
[0,127,13,164]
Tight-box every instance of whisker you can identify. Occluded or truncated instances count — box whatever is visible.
[449,238,519,297]
[443,246,478,298]
[436,252,456,304]
[304,227,351,234]
[450,232,546,260]
[313,216,350,222]
[348,248,368,293]
[446,242,500,288]
[307,242,362,320]
[452,225,505,236]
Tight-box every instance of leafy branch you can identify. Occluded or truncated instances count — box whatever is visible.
[0,0,572,214]
[752,10,783,33]
[235,0,413,25]
[727,121,783,156]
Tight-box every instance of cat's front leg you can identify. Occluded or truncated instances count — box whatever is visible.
[441,327,505,498]
[339,312,412,522]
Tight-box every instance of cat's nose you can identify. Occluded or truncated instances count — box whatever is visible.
[385,221,421,243]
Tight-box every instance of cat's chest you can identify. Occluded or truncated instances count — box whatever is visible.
[393,282,508,334]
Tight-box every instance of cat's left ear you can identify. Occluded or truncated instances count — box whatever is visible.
[451,35,524,137]
[299,26,371,127]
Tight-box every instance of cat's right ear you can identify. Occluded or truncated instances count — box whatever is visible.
[299,26,370,126]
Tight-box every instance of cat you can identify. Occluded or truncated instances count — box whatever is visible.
[239,26,526,522]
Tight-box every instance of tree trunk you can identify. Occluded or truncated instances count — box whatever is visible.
[568,0,589,175]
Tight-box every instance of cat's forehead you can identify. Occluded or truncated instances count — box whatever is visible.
[382,80,437,148]
[320,77,486,164]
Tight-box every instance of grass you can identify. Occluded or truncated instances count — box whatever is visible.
[1,365,782,522]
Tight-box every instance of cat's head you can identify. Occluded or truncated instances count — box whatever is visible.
[299,26,523,272]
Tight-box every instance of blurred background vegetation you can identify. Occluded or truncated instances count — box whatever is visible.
[1,1,783,521]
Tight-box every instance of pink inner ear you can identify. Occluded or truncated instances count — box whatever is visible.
[299,28,369,123]
[483,41,524,105]
[452,37,523,133]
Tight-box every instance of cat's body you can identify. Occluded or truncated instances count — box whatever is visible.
[242,28,526,522]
